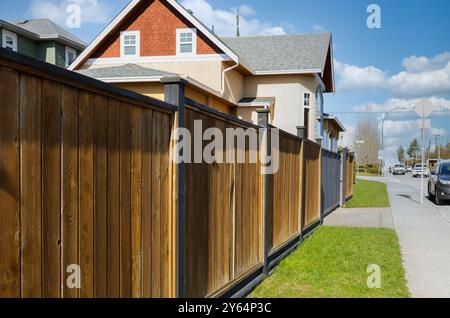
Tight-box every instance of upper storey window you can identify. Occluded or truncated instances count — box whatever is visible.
[2,30,18,52]
[176,28,197,56]
[120,31,140,57]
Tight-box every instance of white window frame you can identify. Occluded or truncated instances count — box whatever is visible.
[304,92,311,107]
[120,31,140,58]
[176,28,197,56]
[65,46,77,68]
[2,30,18,52]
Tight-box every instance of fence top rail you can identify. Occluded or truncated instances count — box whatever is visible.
[269,125,303,143]
[185,97,261,130]
[302,137,322,148]
[0,48,178,114]
[322,148,341,157]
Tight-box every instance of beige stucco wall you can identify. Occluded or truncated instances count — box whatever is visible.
[239,74,321,137]
[115,82,165,100]
[81,60,245,106]
[113,82,235,114]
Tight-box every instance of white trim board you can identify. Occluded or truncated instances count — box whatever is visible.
[254,69,323,76]
[83,54,231,66]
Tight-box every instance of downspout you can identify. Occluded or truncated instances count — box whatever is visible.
[221,59,240,96]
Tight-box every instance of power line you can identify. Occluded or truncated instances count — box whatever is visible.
[328,110,450,114]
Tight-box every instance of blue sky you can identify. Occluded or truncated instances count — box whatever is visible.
[2,0,450,163]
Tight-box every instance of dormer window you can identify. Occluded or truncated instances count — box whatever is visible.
[176,28,196,56]
[120,31,140,57]
[2,30,18,52]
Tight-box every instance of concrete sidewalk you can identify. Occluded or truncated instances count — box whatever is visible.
[324,207,394,229]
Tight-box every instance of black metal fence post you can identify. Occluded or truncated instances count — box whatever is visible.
[257,109,270,275]
[340,148,348,207]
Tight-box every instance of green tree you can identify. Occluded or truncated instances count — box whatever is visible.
[407,139,420,160]
[397,145,405,163]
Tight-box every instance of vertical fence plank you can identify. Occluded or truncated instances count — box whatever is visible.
[131,107,142,298]
[160,113,172,297]
[119,104,132,298]
[61,85,79,298]
[151,111,162,297]
[20,74,42,298]
[41,79,61,298]
[0,67,20,297]
[107,99,120,298]
[141,109,153,297]
[94,95,108,298]
[79,92,95,298]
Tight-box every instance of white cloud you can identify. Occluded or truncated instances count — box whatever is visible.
[402,52,450,73]
[180,0,286,36]
[335,52,450,97]
[28,0,114,26]
[312,24,326,32]
[387,62,450,97]
[236,4,255,16]
[334,60,387,91]
[353,96,450,113]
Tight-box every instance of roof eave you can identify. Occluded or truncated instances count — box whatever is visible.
[0,20,86,50]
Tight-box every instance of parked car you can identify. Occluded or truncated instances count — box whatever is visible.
[406,166,413,173]
[428,160,450,205]
[412,163,430,178]
[393,164,406,175]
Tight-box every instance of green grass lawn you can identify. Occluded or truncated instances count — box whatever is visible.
[344,179,390,208]
[251,227,410,298]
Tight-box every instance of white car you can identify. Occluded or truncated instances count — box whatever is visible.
[412,164,430,178]
[393,164,406,175]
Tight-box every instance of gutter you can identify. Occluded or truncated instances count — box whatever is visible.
[221,60,240,96]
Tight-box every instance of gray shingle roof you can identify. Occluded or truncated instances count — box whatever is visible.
[76,64,177,79]
[7,19,86,48]
[221,33,331,73]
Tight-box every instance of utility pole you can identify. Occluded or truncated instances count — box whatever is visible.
[433,134,441,159]
[236,8,240,37]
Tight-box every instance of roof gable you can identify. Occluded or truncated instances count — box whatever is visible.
[69,0,242,70]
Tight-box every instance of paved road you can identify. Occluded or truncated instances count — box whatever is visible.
[366,174,450,298]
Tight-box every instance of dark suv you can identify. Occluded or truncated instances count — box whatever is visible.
[428,160,450,205]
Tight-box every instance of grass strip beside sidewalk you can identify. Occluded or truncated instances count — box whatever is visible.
[251,227,409,298]
[345,179,390,208]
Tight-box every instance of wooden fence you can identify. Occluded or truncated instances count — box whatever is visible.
[0,49,343,299]
[267,131,302,253]
[345,153,355,199]
[303,141,322,229]
[0,50,177,298]
[184,101,263,298]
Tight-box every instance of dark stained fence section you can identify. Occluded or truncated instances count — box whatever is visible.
[321,149,341,217]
